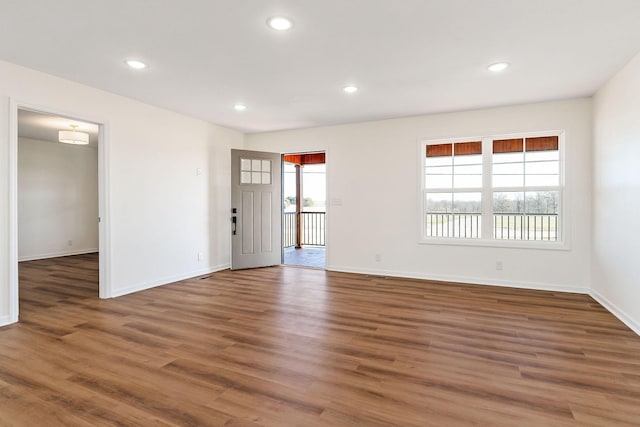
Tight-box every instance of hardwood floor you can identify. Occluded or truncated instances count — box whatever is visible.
[1,254,640,426]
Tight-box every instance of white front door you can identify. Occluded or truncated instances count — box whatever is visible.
[231,149,282,270]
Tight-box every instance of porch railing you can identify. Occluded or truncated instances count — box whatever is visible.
[425,212,558,241]
[283,212,326,247]
[493,212,558,241]
[425,213,482,239]
[283,212,297,247]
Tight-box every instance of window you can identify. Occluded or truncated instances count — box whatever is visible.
[421,133,563,246]
[492,136,560,241]
[240,158,271,184]
[424,141,483,238]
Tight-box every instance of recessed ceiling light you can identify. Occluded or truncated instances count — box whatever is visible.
[488,62,510,72]
[267,16,294,31]
[125,59,147,70]
[233,103,247,112]
[343,85,359,94]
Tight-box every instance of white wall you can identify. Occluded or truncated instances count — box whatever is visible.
[0,58,605,328]
[246,98,593,292]
[18,137,98,261]
[0,60,244,325]
[592,52,640,334]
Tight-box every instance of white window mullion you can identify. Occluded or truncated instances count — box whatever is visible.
[481,137,493,240]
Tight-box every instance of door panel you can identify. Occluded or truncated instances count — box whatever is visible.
[241,191,254,254]
[231,149,281,269]
[261,192,273,252]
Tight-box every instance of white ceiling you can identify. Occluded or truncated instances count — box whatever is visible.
[2,1,640,133]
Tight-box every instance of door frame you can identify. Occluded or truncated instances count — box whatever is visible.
[8,99,112,323]
[281,149,329,268]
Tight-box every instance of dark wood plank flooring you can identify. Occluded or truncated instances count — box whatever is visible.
[1,254,639,426]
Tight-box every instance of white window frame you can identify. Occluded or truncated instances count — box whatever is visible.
[418,131,567,250]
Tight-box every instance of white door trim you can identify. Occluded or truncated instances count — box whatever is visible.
[8,99,112,324]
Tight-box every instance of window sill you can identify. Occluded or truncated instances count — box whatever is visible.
[418,237,570,251]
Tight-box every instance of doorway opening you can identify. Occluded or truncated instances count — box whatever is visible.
[9,105,106,324]
[282,152,326,268]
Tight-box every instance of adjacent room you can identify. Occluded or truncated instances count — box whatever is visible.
[17,110,100,320]
[0,1,639,425]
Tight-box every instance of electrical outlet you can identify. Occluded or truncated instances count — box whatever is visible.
[496,261,503,271]
[197,252,203,261]
[68,240,73,246]
[375,254,381,262]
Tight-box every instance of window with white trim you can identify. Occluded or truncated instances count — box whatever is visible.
[492,136,560,241]
[424,141,483,238]
[421,133,563,244]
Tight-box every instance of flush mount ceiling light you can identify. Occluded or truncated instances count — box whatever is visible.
[125,59,147,69]
[343,85,359,94]
[488,62,510,72]
[59,124,89,145]
[267,16,294,31]
[233,103,247,112]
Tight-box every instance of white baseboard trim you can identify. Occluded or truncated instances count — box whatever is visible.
[589,289,640,336]
[327,265,589,295]
[19,248,99,262]
[0,314,15,328]
[110,264,230,298]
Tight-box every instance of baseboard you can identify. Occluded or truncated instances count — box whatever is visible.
[110,263,230,298]
[0,314,15,328]
[327,265,589,295]
[589,289,640,336]
[19,248,99,262]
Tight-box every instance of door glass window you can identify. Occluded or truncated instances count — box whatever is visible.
[240,158,272,184]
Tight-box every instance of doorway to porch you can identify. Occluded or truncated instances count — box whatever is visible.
[283,152,326,268]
